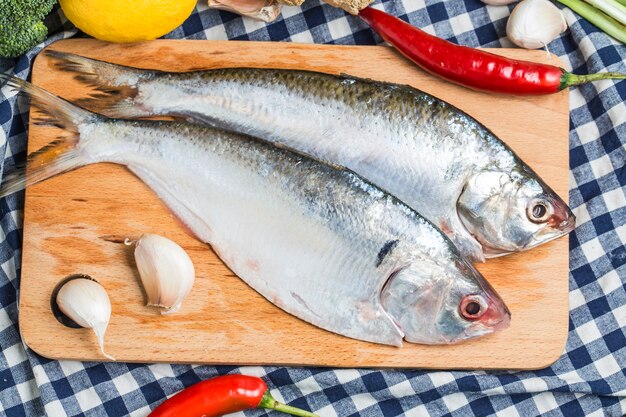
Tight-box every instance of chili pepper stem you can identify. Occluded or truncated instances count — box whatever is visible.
[258,391,320,417]
[561,71,626,89]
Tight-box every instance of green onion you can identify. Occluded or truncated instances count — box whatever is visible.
[557,0,626,43]
[585,0,626,24]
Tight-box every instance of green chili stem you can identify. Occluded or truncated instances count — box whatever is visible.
[563,71,626,88]
[258,391,320,417]
[557,0,626,43]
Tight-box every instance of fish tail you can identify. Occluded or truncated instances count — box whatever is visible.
[45,50,153,119]
[0,74,97,197]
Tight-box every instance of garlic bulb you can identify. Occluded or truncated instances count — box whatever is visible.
[506,0,567,50]
[131,234,195,315]
[480,0,518,6]
[208,0,282,22]
[56,278,115,360]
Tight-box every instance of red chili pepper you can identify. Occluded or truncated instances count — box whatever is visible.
[359,7,626,95]
[148,374,319,417]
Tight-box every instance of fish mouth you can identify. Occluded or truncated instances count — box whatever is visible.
[477,270,511,330]
[522,209,576,251]
[485,305,511,332]
[480,287,511,331]
[553,209,577,233]
[548,196,577,233]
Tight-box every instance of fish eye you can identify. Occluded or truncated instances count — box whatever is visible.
[460,294,486,320]
[465,301,480,315]
[527,199,552,223]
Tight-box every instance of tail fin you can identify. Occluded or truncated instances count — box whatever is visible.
[45,50,156,119]
[0,74,97,197]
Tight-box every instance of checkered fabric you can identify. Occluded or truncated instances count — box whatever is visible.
[1,0,625,416]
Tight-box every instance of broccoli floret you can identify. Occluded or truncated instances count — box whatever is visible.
[0,0,57,58]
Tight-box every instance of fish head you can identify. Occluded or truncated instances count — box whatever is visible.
[380,258,510,344]
[457,168,575,257]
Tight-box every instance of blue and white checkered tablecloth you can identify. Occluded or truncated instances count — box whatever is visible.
[1,0,625,416]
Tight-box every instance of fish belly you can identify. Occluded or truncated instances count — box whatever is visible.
[92,120,406,345]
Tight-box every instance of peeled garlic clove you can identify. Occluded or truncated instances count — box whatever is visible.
[208,0,282,22]
[56,278,115,360]
[506,0,567,50]
[132,234,195,315]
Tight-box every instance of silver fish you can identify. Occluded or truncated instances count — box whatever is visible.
[0,75,510,345]
[47,51,576,262]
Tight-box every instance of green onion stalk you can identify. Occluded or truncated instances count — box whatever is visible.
[612,0,626,10]
[584,0,626,25]
[557,0,626,44]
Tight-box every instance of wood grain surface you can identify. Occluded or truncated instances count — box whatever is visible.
[19,39,570,369]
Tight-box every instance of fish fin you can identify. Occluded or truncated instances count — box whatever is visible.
[45,50,154,119]
[0,74,96,197]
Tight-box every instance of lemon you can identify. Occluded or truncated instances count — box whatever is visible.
[59,0,197,43]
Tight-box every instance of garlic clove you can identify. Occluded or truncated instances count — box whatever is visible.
[132,234,195,315]
[506,0,567,50]
[56,278,115,360]
[208,0,282,23]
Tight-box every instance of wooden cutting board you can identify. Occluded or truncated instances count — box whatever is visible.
[20,39,570,369]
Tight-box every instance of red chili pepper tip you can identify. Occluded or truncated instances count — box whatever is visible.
[359,7,626,96]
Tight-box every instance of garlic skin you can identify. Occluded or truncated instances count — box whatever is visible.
[133,234,195,315]
[276,0,304,5]
[506,0,567,50]
[480,0,518,5]
[208,0,282,22]
[56,278,115,360]
[322,0,374,15]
